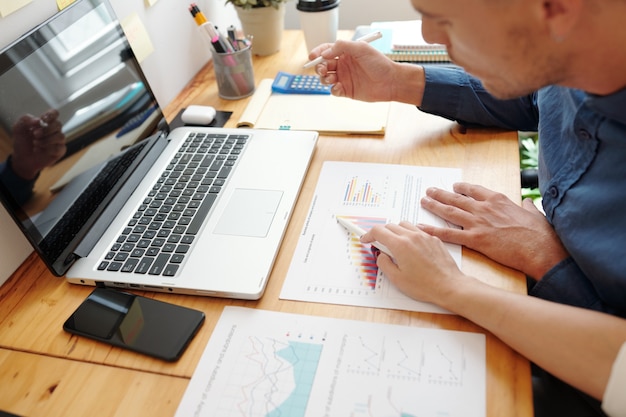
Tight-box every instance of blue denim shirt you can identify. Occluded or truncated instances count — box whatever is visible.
[420,65,626,317]
[0,158,36,206]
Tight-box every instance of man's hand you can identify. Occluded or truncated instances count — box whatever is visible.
[11,109,66,180]
[361,221,468,307]
[419,182,569,279]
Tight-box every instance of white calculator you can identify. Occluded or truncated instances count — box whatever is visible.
[271,71,331,95]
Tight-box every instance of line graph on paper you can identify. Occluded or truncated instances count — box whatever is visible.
[342,335,470,417]
[215,336,323,417]
[342,335,467,387]
[175,307,486,417]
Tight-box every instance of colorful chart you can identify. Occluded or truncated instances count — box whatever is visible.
[339,215,388,290]
[342,176,387,207]
[280,161,462,314]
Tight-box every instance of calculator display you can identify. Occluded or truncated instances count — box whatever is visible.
[275,74,289,88]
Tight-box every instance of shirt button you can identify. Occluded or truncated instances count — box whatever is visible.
[548,186,559,198]
[579,129,591,139]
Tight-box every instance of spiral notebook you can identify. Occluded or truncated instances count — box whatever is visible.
[359,20,450,63]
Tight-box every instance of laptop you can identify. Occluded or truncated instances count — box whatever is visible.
[0,0,317,300]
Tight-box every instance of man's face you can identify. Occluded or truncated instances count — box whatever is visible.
[411,0,566,99]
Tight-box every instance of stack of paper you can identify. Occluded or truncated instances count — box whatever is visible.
[366,20,450,63]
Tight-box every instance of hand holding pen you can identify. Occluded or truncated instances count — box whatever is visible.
[336,216,393,259]
[303,31,382,68]
[306,31,401,103]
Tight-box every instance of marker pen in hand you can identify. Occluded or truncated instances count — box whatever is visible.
[303,30,383,69]
[336,216,393,258]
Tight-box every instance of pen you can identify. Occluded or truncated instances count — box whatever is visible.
[205,22,235,53]
[189,5,233,53]
[189,3,207,25]
[303,30,383,69]
[336,216,393,258]
[227,25,238,50]
[189,3,207,26]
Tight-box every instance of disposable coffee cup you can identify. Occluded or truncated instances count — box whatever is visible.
[297,0,340,54]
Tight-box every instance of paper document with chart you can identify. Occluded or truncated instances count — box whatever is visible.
[280,161,462,314]
[174,306,486,417]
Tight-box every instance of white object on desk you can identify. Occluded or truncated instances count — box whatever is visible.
[181,105,216,125]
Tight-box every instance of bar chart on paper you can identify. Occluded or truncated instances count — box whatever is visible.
[340,215,387,290]
[280,161,462,313]
[343,175,387,207]
[175,307,487,417]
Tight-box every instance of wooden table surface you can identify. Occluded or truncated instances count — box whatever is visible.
[0,31,532,417]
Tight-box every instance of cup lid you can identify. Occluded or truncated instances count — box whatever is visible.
[297,0,340,12]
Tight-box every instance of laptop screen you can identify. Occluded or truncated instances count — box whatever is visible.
[0,0,164,275]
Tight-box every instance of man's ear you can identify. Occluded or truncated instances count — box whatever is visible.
[542,0,584,41]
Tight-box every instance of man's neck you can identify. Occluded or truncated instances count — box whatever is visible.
[564,5,626,95]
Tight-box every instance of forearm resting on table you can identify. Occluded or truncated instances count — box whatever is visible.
[444,277,626,401]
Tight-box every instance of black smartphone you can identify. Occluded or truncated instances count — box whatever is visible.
[63,288,205,362]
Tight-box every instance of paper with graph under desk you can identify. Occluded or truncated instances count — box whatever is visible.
[174,306,486,417]
[280,161,462,314]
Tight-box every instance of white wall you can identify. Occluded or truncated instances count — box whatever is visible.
[204,0,420,32]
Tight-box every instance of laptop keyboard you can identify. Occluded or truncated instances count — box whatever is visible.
[97,131,249,277]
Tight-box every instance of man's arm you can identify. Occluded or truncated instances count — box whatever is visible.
[419,65,540,131]
[361,221,626,402]
[311,40,540,131]
[0,158,38,205]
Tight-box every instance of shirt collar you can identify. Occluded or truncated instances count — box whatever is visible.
[585,87,626,126]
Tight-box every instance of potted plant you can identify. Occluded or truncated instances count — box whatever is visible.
[225,0,291,56]
[225,0,288,9]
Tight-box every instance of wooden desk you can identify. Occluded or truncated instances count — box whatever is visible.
[0,31,532,417]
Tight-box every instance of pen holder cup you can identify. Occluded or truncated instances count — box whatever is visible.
[211,45,255,100]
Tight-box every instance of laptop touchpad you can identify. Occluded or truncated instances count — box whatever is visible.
[214,189,283,237]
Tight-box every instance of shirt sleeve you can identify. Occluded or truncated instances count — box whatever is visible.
[419,65,540,132]
[602,341,626,417]
[0,157,37,206]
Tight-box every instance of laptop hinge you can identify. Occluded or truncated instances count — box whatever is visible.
[72,134,168,258]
